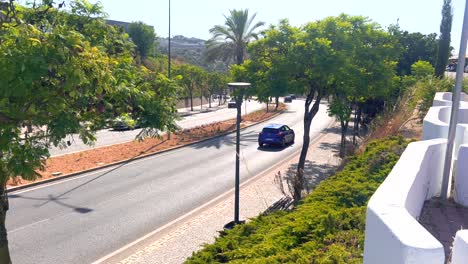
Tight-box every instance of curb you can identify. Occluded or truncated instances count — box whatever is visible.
[8,109,285,193]
[177,105,227,117]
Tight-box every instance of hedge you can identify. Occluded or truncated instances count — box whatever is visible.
[186,136,410,264]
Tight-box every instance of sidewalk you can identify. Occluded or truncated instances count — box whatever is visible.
[177,101,227,117]
[104,121,342,264]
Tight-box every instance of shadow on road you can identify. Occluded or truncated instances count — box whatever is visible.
[9,193,94,214]
[321,126,341,135]
[257,143,294,152]
[191,130,259,150]
[9,139,170,213]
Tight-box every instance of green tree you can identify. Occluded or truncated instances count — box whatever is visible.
[174,64,205,111]
[412,60,435,78]
[329,17,398,156]
[206,9,265,65]
[435,0,453,77]
[0,2,178,262]
[128,21,157,60]
[388,24,438,76]
[207,72,228,107]
[245,15,398,201]
[248,20,295,110]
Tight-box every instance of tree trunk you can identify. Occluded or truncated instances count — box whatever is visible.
[218,95,221,106]
[189,89,193,112]
[266,101,269,112]
[275,96,279,110]
[200,94,203,111]
[0,183,11,264]
[295,92,322,201]
[352,106,357,145]
[340,119,349,158]
[353,106,361,145]
[236,47,244,65]
[209,93,212,108]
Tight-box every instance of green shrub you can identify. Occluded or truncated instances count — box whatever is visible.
[185,136,410,264]
[411,60,434,78]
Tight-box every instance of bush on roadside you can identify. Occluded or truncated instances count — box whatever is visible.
[185,136,410,264]
[411,60,435,79]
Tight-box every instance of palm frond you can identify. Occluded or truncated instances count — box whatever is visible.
[206,8,264,65]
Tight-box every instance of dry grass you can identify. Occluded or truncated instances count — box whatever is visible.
[358,95,422,154]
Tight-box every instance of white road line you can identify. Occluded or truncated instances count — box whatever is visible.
[10,218,51,233]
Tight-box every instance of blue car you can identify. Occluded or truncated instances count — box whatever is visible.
[258,124,295,148]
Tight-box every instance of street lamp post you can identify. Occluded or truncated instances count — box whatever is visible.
[225,82,250,228]
[168,0,171,79]
[440,0,468,200]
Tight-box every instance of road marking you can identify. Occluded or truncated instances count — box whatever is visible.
[10,218,51,233]
[91,116,336,264]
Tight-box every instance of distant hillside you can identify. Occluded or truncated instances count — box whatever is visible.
[158,35,227,72]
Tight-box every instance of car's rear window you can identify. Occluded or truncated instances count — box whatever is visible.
[262,128,279,133]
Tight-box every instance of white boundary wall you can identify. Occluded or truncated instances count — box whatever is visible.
[364,92,468,263]
[452,230,468,263]
[455,145,468,206]
[363,139,446,264]
[432,92,468,107]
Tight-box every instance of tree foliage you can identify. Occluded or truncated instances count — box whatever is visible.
[388,24,438,76]
[128,21,157,60]
[0,1,178,262]
[244,14,398,200]
[174,64,206,111]
[435,0,453,78]
[411,60,435,79]
[205,9,265,65]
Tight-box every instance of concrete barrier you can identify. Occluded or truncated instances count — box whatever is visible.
[454,144,468,206]
[433,92,468,107]
[363,139,446,264]
[422,105,468,160]
[452,230,468,264]
[422,106,451,140]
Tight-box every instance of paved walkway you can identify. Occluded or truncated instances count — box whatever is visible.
[176,101,227,117]
[419,198,468,263]
[103,121,343,264]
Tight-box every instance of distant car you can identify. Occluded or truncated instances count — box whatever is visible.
[284,96,292,103]
[112,114,139,130]
[447,63,457,72]
[465,64,468,73]
[258,124,295,148]
[228,99,237,108]
[289,94,296,99]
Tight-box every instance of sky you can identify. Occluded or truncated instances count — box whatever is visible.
[54,0,468,54]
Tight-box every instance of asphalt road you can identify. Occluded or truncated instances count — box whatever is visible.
[7,99,333,264]
[49,100,265,156]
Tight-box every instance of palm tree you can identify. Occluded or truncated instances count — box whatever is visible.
[206,9,265,65]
